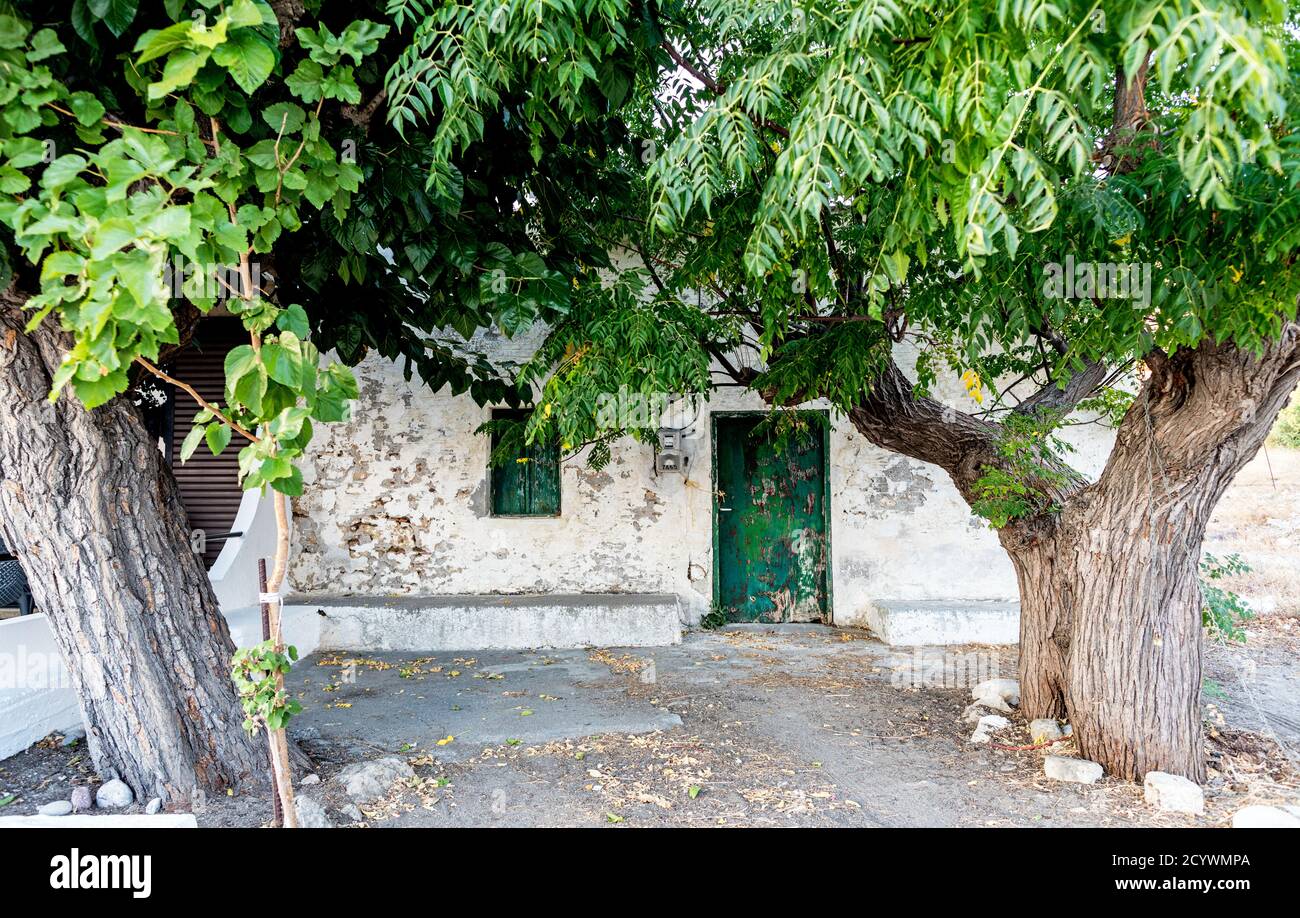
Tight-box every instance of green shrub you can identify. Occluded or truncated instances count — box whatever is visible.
[1200,553,1255,642]
[1269,394,1300,449]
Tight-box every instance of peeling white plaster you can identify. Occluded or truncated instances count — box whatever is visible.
[290,336,1116,626]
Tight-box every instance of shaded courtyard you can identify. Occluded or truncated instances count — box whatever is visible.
[266,626,1297,826]
[4,624,1296,827]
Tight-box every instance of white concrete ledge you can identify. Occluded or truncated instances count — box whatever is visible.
[0,614,81,760]
[294,593,683,651]
[866,599,1019,646]
[221,603,322,657]
[0,814,197,828]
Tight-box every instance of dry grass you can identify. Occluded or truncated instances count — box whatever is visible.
[1205,445,1300,629]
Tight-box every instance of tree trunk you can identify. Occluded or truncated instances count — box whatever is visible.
[1000,519,1072,722]
[0,306,268,805]
[845,319,1300,782]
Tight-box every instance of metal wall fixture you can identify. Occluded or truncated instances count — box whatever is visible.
[655,427,690,473]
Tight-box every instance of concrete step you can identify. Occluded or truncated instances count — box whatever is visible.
[866,599,1019,646]
[288,593,683,652]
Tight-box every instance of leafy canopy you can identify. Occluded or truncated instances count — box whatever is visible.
[384,0,1300,486]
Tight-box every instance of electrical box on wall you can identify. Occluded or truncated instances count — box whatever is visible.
[655,428,690,474]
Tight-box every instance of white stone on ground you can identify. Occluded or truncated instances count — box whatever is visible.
[300,773,321,785]
[1044,756,1104,784]
[95,778,134,809]
[335,756,415,804]
[970,678,1019,712]
[969,714,1011,744]
[294,794,332,828]
[1028,719,1063,744]
[1232,805,1300,828]
[145,797,162,815]
[962,703,1001,724]
[1143,771,1204,815]
[38,800,73,816]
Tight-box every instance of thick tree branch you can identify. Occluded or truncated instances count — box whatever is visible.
[1014,360,1110,418]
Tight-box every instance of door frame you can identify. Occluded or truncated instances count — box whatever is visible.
[710,409,834,624]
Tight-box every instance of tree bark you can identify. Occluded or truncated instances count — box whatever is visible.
[1054,325,1300,780]
[845,318,1300,781]
[0,305,269,805]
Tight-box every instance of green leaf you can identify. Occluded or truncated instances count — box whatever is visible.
[285,60,324,103]
[212,31,275,94]
[206,422,232,456]
[277,303,310,338]
[262,102,306,134]
[135,23,193,64]
[271,464,303,496]
[40,155,88,191]
[263,338,303,386]
[68,92,106,127]
[148,49,209,101]
[227,0,267,29]
[180,422,207,462]
[89,0,139,38]
[26,28,66,61]
[0,15,28,50]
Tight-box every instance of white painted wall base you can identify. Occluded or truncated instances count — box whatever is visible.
[866,599,1020,645]
[0,615,81,761]
[299,593,683,651]
[222,603,322,657]
[0,814,198,828]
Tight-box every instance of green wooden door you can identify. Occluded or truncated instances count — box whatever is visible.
[714,414,829,623]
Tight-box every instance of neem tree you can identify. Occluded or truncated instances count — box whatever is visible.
[387,0,1300,780]
[0,0,625,814]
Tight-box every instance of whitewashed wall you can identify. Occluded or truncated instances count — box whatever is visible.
[289,330,1115,626]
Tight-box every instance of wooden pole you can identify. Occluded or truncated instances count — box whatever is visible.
[258,557,283,828]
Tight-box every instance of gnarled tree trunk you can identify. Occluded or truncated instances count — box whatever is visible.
[1052,328,1300,780]
[845,320,1300,782]
[0,304,268,805]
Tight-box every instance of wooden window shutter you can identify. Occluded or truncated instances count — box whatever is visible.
[489,409,561,517]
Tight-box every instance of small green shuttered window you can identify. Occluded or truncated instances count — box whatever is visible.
[489,409,561,517]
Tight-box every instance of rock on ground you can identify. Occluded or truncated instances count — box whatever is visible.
[335,756,415,804]
[38,800,73,816]
[962,703,1002,724]
[1028,719,1063,744]
[1044,756,1104,784]
[95,779,134,809]
[294,794,332,828]
[969,714,1011,744]
[971,678,1020,713]
[145,797,162,815]
[1232,805,1300,828]
[1143,771,1204,815]
[70,786,92,811]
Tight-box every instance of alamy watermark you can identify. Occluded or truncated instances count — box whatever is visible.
[1042,255,1151,308]
[889,648,1002,689]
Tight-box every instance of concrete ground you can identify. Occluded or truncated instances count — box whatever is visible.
[275,626,1299,828]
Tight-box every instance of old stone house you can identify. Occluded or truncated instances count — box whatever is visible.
[273,323,1113,650]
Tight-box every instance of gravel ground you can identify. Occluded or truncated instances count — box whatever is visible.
[3,626,1296,827]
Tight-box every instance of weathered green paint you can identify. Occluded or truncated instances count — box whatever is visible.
[490,411,561,517]
[714,414,829,623]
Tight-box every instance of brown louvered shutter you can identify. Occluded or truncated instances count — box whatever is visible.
[170,318,247,569]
